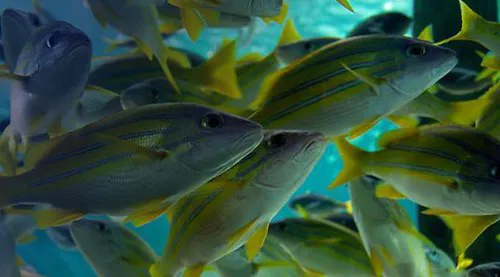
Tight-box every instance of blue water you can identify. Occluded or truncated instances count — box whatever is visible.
[0,1,415,276]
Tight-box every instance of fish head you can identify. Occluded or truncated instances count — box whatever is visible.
[1,9,43,71]
[244,130,326,189]
[70,219,151,264]
[424,246,457,276]
[165,103,263,174]
[386,36,457,96]
[14,20,92,88]
[276,37,341,64]
[120,78,178,109]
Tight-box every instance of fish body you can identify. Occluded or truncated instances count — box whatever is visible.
[46,225,77,250]
[0,213,36,277]
[349,176,455,277]
[169,0,283,17]
[475,83,500,139]
[268,218,375,277]
[9,21,91,139]
[289,194,350,219]
[70,219,156,277]
[151,130,326,277]
[1,9,43,71]
[347,12,412,37]
[0,103,263,218]
[249,35,458,138]
[276,37,342,65]
[467,262,500,277]
[323,214,358,231]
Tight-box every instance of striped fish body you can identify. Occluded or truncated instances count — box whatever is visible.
[250,36,457,137]
[268,218,375,277]
[476,84,500,139]
[366,125,500,215]
[392,92,454,123]
[350,177,435,277]
[0,103,263,215]
[158,130,326,276]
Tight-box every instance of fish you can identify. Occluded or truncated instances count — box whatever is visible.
[437,67,492,96]
[46,225,77,250]
[474,82,500,139]
[0,103,263,228]
[70,219,157,277]
[150,130,327,277]
[88,40,242,99]
[276,37,342,65]
[102,32,177,53]
[289,194,351,219]
[347,12,412,37]
[0,213,37,277]
[166,0,287,40]
[349,176,457,277]
[268,217,375,277]
[249,35,458,138]
[436,0,500,70]
[466,262,500,277]
[214,235,318,277]
[323,214,358,231]
[0,21,92,175]
[74,88,123,128]
[332,125,500,255]
[84,0,179,92]
[1,9,43,71]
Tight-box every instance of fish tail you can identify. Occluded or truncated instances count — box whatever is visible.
[156,47,181,94]
[190,40,242,99]
[101,37,122,53]
[149,261,175,277]
[436,0,486,45]
[448,98,489,126]
[336,0,354,12]
[329,137,367,190]
[276,19,302,48]
[180,8,206,41]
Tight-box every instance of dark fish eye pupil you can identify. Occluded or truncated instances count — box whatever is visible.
[407,44,426,57]
[46,33,59,48]
[150,88,160,101]
[201,113,223,129]
[32,17,41,27]
[304,43,312,51]
[266,134,287,148]
[278,223,287,231]
[97,223,106,232]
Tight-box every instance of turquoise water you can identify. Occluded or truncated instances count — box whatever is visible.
[0,1,416,276]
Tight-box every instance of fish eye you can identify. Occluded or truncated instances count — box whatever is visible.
[304,42,313,51]
[201,113,224,129]
[277,223,287,231]
[425,248,439,262]
[406,43,427,57]
[150,88,160,102]
[266,133,287,149]
[96,222,107,232]
[46,31,60,48]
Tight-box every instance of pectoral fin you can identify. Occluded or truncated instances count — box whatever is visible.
[125,200,172,227]
[228,217,259,250]
[245,223,269,261]
[184,264,205,277]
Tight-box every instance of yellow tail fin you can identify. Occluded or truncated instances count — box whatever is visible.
[277,19,302,46]
[436,0,486,45]
[329,137,367,189]
[182,40,242,99]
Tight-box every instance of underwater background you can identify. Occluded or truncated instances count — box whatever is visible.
[0,1,416,276]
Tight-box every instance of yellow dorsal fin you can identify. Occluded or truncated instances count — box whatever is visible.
[436,0,487,45]
[375,184,406,199]
[386,115,420,128]
[277,19,302,46]
[227,217,259,250]
[159,21,183,34]
[337,0,354,12]
[329,137,367,190]
[245,223,269,261]
[456,253,473,271]
[441,214,500,255]
[377,127,420,148]
[125,200,171,227]
[294,204,310,218]
[181,8,206,41]
[345,201,352,214]
[417,25,434,42]
[369,248,385,277]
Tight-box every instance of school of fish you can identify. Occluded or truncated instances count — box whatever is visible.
[0,0,500,276]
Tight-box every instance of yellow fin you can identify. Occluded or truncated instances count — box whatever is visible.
[448,97,489,125]
[228,217,259,250]
[387,115,419,128]
[377,127,419,148]
[441,214,500,255]
[17,233,37,244]
[185,40,242,99]
[294,204,310,218]
[125,200,171,227]
[348,117,381,139]
[277,19,302,47]
[184,264,205,277]
[165,48,191,68]
[237,53,264,66]
[436,0,486,45]
[0,126,18,176]
[375,184,406,199]
[481,55,500,70]
[159,21,183,34]
[329,137,367,189]
[340,61,383,96]
[0,72,26,82]
[197,8,219,25]
[456,253,473,271]
[345,201,352,214]
[181,8,205,41]
[262,2,288,24]
[245,223,269,261]
[85,85,120,97]
[417,25,434,42]
[5,208,84,229]
[301,267,326,277]
[337,0,354,12]
[369,248,385,277]
[93,133,170,161]
[421,208,457,216]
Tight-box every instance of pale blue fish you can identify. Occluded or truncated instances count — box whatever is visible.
[0,213,36,277]
[0,103,263,228]
[467,262,500,277]
[151,130,326,277]
[46,225,77,250]
[1,9,43,71]
[70,219,157,277]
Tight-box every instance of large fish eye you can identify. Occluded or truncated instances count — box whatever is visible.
[406,43,427,57]
[304,42,313,51]
[266,133,287,149]
[425,248,440,263]
[46,31,61,48]
[277,223,287,231]
[150,88,160,102]
[96,222,108,233]
[201,113,224,129]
